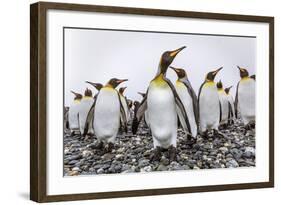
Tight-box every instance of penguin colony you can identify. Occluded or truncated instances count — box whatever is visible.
[66,46,255,162]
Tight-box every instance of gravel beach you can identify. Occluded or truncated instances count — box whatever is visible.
[64,117,255,176]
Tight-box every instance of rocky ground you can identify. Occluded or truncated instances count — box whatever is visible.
[64,119,255,176]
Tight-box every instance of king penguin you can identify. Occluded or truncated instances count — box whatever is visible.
[216,80,229,128]
[224,86,235,125]
[84,78,128,151]
[69,91,83,136]
[198,67,223,136]
[132,46,190,162]
[235,66,255,129]
[170,66,199,139]
[78,88,94,137]
[119,87,130,123]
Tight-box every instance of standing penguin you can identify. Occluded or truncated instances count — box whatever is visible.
[132,46,190,162]
[119,87,130,122]
[84,78,128,151]
[224,86,235,125]
[78,88,94,137]
[216,80,229,128]
[235,66,255,129]
[69,91,83,136]
[170,66,199,139]
[198,67,223,136]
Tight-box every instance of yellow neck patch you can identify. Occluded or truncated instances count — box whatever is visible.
[203,81,215,88]
[74,99,81,104]
[103,84,115,91]
[151,74,167,87]
[83,96,92,100]
[241,76,251,82]
[176,80,185,88]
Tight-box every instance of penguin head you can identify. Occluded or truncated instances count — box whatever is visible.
[107,78,128,88]
[224,86,233,94]
[237,66,249,78]
[119,87,127,95]
[84,88,92,97]
[86,81,103,91]
[206,67,223,81]
[170,66,187,79]
[137,92,146,98]
[159,46,186,74]
[216,80,223,89]
[71,91,82,100]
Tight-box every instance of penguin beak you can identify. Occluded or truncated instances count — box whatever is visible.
[237,65,242,71]
[212,67,223,77]
[137,92,145,97]
[71,90,79,97]
[86,81,98,87]
[116,79,128,84]
[228,86,233,90]
[169,46,186,57]
[85,81,103,91]
[169,66,180,73]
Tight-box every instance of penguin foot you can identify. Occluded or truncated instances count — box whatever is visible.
[244,122,255,134]
[90,141,104,150]
[168,145,177,162]
[186,134,196,145]
[200,130,209,139]
[70,131,75,137]
[105,142,114,153]
[213,129,225,138]
[150,147,162,162]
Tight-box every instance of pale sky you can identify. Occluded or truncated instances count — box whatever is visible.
[64,28,256,106]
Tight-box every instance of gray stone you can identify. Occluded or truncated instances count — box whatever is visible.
[226,159,239,168]
[243,147,255,158]
[97,168,104,174]
[157,164,168,171]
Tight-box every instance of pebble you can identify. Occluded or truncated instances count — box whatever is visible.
[226,159,239,168]
[243,147,255,158]
[157,164,168,171]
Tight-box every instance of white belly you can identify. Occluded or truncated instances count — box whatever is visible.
[147,83,177,148]
[238,79,255,124]
[218,91,229,125]
[199,84,220,131]
[69,102,80,130]
[94,88,120,142]
[78,98,94,134]
[175,83,197,137]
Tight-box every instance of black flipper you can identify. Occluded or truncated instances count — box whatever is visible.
[132,93,148,134]
[219,100,222,123]
[164,78,191,133]
[83,98,97,136]
[197,81,205,118]
[181,79,199,126]
[227,101,233,124]
[118,91,128,133]
[234,82,240,118]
